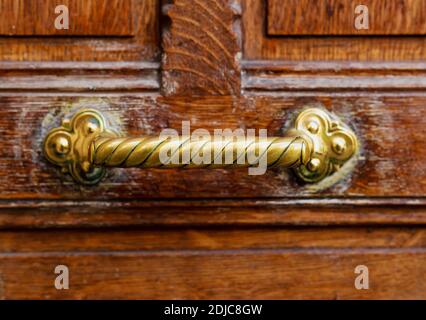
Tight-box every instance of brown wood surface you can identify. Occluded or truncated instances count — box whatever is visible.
[0,0,425,300]
[0,249,424,299]
[0,61,160,92]
[0,0,134,36]
[2,199,426,229]
[242,60,426,91]
[0,0,159,61]
[162,0,241,95]
[244,0,426,60]
[1,227,425,252]
[268,0,426,35]
[0,94,426,200]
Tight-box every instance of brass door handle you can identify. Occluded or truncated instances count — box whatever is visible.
[43,108,358,185]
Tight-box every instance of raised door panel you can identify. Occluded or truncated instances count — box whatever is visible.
[0,0,159,61]
[0,0,134,36]
[245,0,426,60]
[267,0,426,36]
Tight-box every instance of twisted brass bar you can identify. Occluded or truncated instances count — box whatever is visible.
[91,135,311,169]
[43,108,358,185]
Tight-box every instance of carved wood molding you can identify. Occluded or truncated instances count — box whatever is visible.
[242,60,426,92]
[0,61,160,92]
[162,0,242,96]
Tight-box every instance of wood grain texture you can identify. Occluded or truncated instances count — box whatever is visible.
[0,250,424,299]
[0,0,134,36]
[0,0,425,300]
[1,199,426,228]
[0,227,425,252]
[242,60,426,91]
[244,0,426,60]
[0,61,159,92]
[162,0,241,95]
[268,0,426,35]
[0,0,159,61]
[0,94,426,200]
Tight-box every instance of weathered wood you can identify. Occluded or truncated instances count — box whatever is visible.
[162,0,241,95]
[0,250,424,299]
[0,0,134,36]
[0,0,425,300]
[268,0,426,35]
[0,61,159,92]
[244,0,426,60]
[1,199,426,228]
[0,0,159,61]
[0,95,425,199]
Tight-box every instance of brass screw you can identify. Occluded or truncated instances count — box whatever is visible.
[81,161,91,173]
[54,136,70,155]
[86,121,98,134]
[307,158,321,172]
[332,137,347,155]
[307,121,319,134]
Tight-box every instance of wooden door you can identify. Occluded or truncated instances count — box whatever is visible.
[0,0,425,299]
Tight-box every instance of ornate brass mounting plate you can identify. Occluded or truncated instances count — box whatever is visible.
[293,108,358,183]
[43,108,358,185]
[43,109,116,184]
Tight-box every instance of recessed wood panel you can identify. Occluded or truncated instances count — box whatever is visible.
[0,0,158,61]
[267,0,426,36]
[244,0,426,61]
[0,0,134,36]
